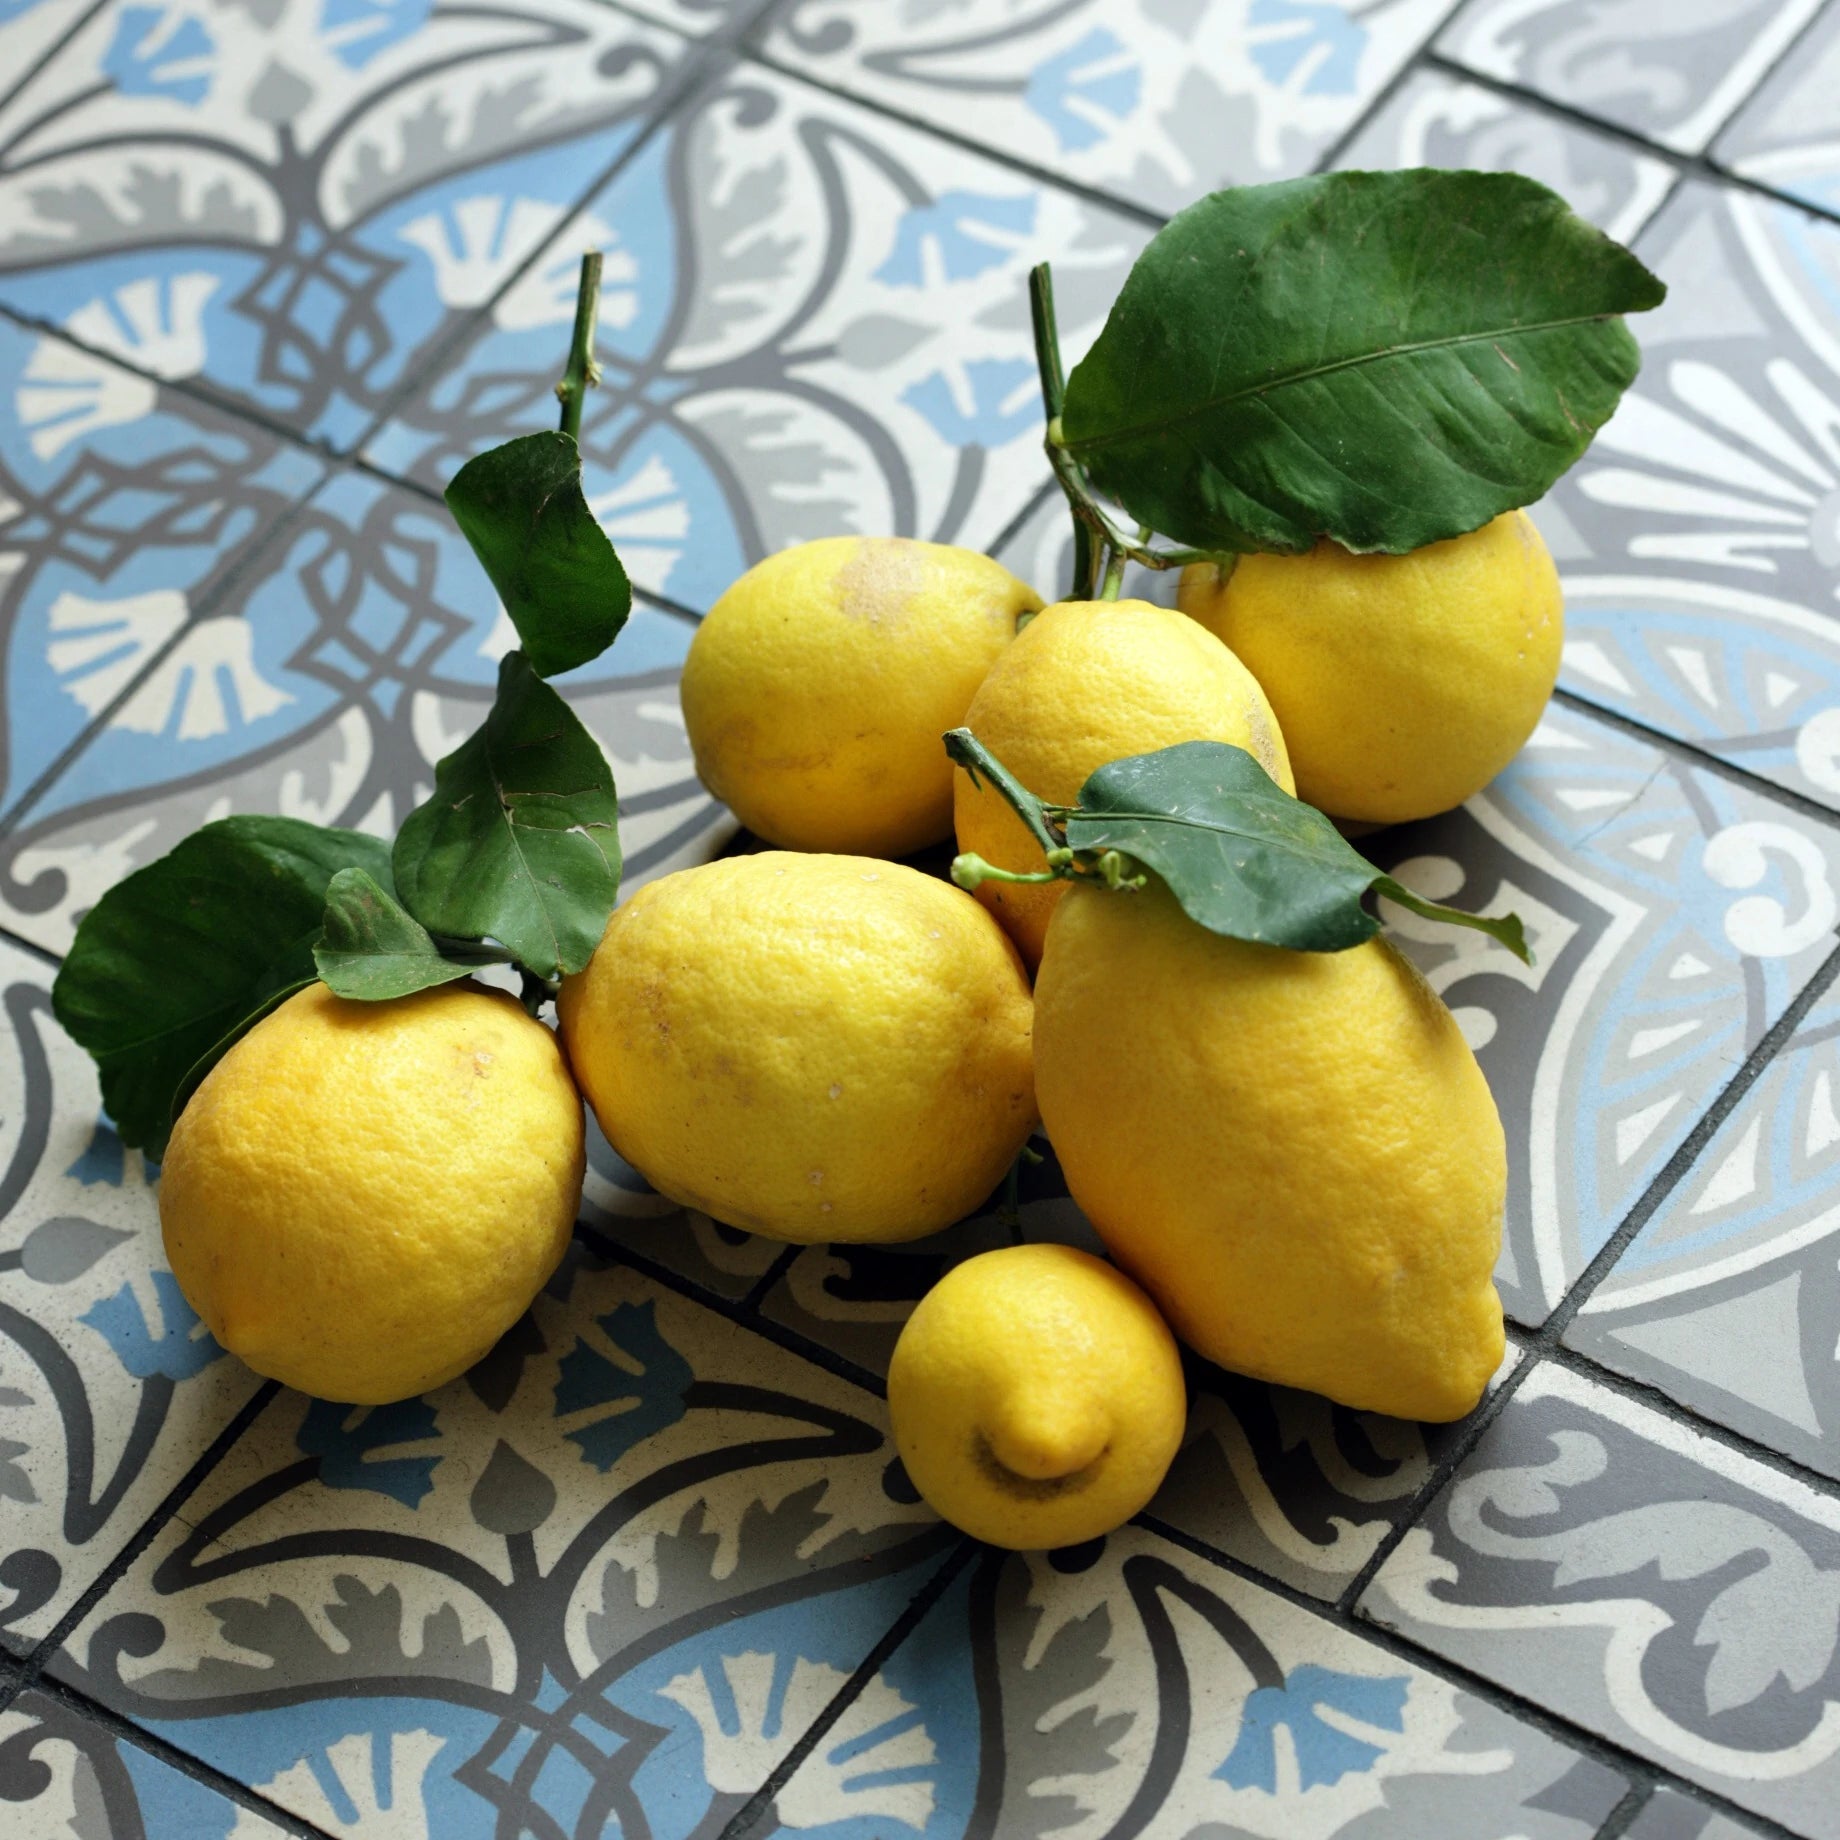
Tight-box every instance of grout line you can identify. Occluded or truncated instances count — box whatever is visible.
[1310,26,1452,175]
[24,1670,337,1840]
[0,920,65,972]
[1594,1778,1657,1839]
[740,1244,801,1313]
[715,1538,975,1840]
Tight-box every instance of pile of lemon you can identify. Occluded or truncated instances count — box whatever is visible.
[162,517,1556,1552]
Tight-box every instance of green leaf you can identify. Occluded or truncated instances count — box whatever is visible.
[1063,742,1529,961]
[314,867,478,1000]
[392,650,621,980]
[50,818,394,1158]
[446,430,631,678]
[1058,169,1666,556]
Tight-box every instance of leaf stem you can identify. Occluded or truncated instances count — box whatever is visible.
[943,728,1066,863]
[519,968,559,1018]
[1032,263,1096,601]
[1099,544,1126,600]
[555,251,604,442]
[950,852,1066,893]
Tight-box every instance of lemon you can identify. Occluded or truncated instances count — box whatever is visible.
[682,536,1042,856]
[559,852,1035,1243]
[160,982,585,1404]
[953,598,1292,968]
[888,1243,1185,1549]
[1034,882,1505,1421]
[1178,511,1562,825]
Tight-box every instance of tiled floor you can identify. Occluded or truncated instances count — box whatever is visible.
[3,0,1840,1835]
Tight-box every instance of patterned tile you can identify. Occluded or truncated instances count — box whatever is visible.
[1334,67,1676,242]
[0,939,263,1654]
[0,1,101,110]
[1715,0,1840,220]
[1630,1787,1773,1839]
[1564,973,1840,1480]
[0,1689,293,1838]
[615,0,761,36]
[1362,1361,1840,1834]
[49,1252,954,1839]
[1434,0,1825,153]
[1535,181,1840,817]
[1150,1350,1522,1603]
[1366,697,1840,1326]
[0,316,324,828]
[743,1522,1627,1839]
[364,62,1148,615]
[0,465,730,957]
[760,0,1460,218]
[0,0,688,450]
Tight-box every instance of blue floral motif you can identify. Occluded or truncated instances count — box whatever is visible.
[1023,28,1141,153]
[102,6,216,106]
[79,1270,224,1382]
[320,0,435,70]
[297,1398,444,1508]
[1215,1664,1410,1792]
[874,191,1037,287]
[553,1299,693,1472]
[903,358,1038,448]
[1249,0,1367,98]
[64,1115,127,1187]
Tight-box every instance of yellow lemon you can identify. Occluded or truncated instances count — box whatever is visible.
[559,852,1035,1243]
[1034,882,1505,1421]
[682,536,1041,856]
[161,982,585,1405]
[1178,511,1562,825]
[888,1243,1186,1549]
[953,598,1292,968]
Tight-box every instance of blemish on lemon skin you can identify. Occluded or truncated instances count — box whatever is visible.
[808,1169,825,1187]
[828,1082,843,1100]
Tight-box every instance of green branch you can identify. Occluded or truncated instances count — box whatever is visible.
[555,251,604,442]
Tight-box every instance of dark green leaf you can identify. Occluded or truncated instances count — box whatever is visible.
[314,867,477,1000]
[1064,742,1529,961]
[1059,169,1666,555]
[50,818,393,1158]
[446,431,631,678]
[393,650,621,980]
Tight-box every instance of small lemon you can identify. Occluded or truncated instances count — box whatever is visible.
[888,1243,1186,1549]
[559,853,1035,1243]
[161,982,585,1404]
[953,597,1292,968]
[1035,881,1505,1421]
[682,536,1041,856]
[1178,511,1562,825]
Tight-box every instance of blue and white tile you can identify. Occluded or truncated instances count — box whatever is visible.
[0,465,729,957]
[1435,0,1825,153]
[1714,0,1840,221]
[762,0,1461,218]
[0,0,688,450]
[1363,1361,1840,1835]
[1630,1787,1773,1839]
[1334,67,1676,243]
[0,1689,295,1838]
[1565,974,1840,1480]
[365,63,1148,615]
[0,316,324,829]
[0,939,264,1654]
[741,1523,1627,1839]
[1534,182,1840,815]
[1366,698,1840,1325]
[49,1254,953,1839]
[0,0,101,110]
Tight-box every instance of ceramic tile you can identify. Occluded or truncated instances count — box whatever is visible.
[0,0,689,450]
[1564,974,1840,1480]
[0,316,325,828]
[364,63,1149,616]
[1630,1787,1773,1839]
[1434,0,1825,153]
[49,1252,954,1838]
[1365,697,1840,1326]
[1715,1,1840,220]
[1150,1350,1522,1603]
[1363,1360,1840,1835]
[613,0,759,36]
[0,939,264,1654]
[0,1,103,110]
[0,465,732,957]
[742,1521,1627,1840]
[0,1689,294,1838]
[1334,67,1676,243]
[760,0,1461,218]
[1534,182,1840,817]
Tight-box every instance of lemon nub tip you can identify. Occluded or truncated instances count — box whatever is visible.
[978,1398,1111,1489]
